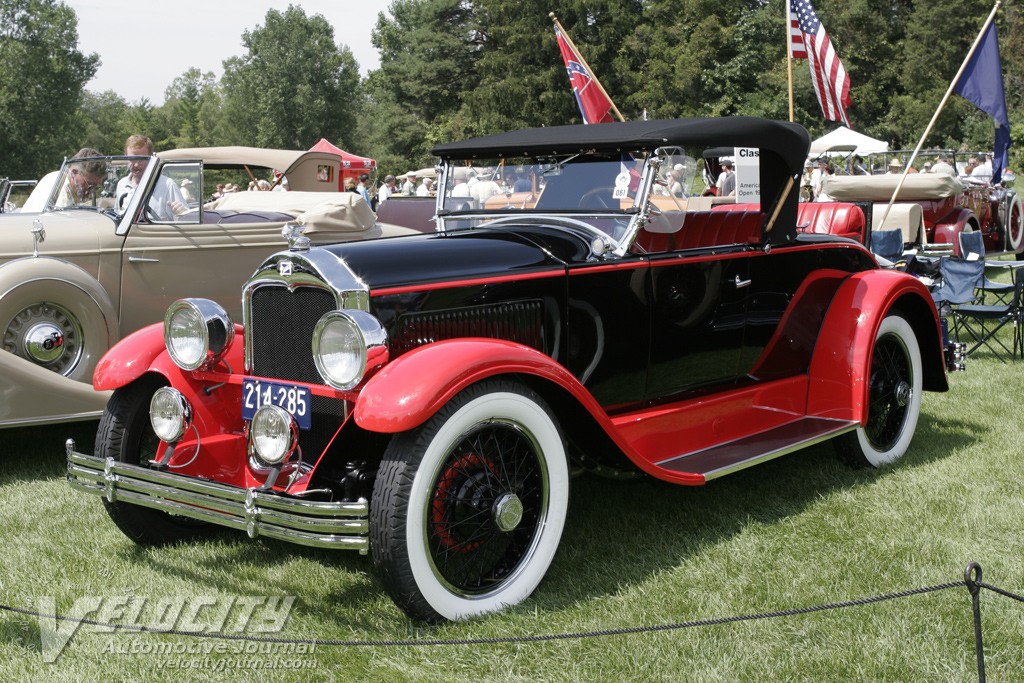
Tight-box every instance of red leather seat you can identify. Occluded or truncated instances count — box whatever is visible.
[635,211,763,253]
[794,202,865,240]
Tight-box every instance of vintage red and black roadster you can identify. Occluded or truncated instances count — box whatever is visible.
[67,117,961,622]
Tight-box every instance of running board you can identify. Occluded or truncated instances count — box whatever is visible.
[655,417,859,482]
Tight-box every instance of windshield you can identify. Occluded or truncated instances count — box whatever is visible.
[440,151,653,242]
[49,157,134,214]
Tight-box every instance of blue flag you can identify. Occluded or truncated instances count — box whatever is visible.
[954,22,1010,183]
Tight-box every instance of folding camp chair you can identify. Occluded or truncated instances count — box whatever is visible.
[930,257,984,326]
[870,228,905,268]
[952,268,1024,362]
[958,230,1014,303]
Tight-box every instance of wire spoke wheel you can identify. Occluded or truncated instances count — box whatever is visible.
[428,421,545,594]
[864,332,912,451]
[372,379,569,622]
[834,314,922,468]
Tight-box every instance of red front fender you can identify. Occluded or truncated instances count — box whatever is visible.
[93,322,245,391]
[354,338,601,433]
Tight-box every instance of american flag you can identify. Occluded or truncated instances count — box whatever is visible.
[554,25,615,124]
[790,0,851,126]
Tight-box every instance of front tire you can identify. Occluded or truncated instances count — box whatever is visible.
[371,379,570,622]
[835,315,923,467]
[97,374,210,545]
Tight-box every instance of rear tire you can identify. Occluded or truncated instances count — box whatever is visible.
[835,315,923,467]
[370,379,569,622]
[97,374,210,545]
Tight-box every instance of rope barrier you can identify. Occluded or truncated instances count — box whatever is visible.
[1,563,1019,679]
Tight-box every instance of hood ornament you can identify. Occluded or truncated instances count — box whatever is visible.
[281,223,310,252]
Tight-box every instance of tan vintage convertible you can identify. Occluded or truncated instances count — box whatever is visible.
[0,147,415,428]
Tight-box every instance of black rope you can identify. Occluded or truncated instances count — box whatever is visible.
[0,580,967,648]
[978,581,1024,603]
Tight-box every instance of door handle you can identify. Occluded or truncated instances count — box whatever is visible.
[128,256,159,263]
[734,274,751,288]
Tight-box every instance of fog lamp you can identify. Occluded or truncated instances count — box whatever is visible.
[149,387,192,443]
[249,404,297,466]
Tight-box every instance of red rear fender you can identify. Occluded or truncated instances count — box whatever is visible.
[807,270,943,423]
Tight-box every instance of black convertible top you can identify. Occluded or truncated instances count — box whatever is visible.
[432,117,811,176]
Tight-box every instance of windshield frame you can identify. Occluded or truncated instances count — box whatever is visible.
[435,149,668,258]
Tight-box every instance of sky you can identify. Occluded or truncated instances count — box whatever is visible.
[64,1,391,105]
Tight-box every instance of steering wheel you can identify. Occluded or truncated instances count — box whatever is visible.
[578,187,617,209]
[144,203,162,222]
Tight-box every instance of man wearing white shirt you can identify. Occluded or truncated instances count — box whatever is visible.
[971,154,993,181]
[115,134,186,220]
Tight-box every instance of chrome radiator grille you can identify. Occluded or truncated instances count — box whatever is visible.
[248,284,344,461]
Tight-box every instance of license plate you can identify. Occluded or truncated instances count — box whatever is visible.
[242,379,311,430]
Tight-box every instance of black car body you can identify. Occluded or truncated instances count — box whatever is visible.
[68,117,959,622]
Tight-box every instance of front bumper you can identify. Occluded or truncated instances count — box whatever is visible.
[66,440,369,553]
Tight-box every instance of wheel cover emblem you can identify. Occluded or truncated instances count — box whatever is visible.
[493,493,523,532]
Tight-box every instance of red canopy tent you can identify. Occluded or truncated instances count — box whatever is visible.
[308,138,376,191]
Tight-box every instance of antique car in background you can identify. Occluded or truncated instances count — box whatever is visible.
[68,117,960,623]
[0,147,414,428]
[822,149,1023,258]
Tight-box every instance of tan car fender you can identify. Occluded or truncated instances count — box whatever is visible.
[0,350,110,427]
[0,256,119,384]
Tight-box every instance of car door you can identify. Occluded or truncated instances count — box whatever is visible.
[118,161,291,332]
[645,248,751,398]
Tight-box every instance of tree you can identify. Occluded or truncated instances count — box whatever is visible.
[220,5,361,150]
[364,0,483,168]
[0,0,98,177]
[163,68,222,149]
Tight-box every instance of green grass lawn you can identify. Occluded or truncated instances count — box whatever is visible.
[1,341,1022,681]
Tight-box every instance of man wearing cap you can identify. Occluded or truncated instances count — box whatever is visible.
[451,168,472,197]
[921,162,933,173]
[401,173,417,196]
[718,159,736,196]
[931,156,956,177]
[378,175,396,203]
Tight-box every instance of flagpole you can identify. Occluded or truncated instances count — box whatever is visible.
[786,0,795,122]
[549,12,625,122]
[877,0,1002,231]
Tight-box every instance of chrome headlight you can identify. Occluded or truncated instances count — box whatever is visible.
[164,299,235,371]
[312,310,388,390]
[149,387,192,443]
[249,404,297,466]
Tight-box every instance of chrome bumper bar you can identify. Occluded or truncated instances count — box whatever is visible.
[66,439,369,553]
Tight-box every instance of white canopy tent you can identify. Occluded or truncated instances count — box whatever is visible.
[809,126,889,157]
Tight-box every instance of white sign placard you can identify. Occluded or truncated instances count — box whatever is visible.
[734,147,760,203]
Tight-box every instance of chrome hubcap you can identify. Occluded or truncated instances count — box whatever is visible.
[4,302,84,375]
[24,322,65,364]
[895,380,911,408]
[493,492,524,533]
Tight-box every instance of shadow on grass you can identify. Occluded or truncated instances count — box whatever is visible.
[0,420,98,485]
[529,405,979,613]
[78,405,976,626]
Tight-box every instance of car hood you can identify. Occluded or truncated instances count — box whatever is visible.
[319,228,581,292]
[0,210,113,263]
